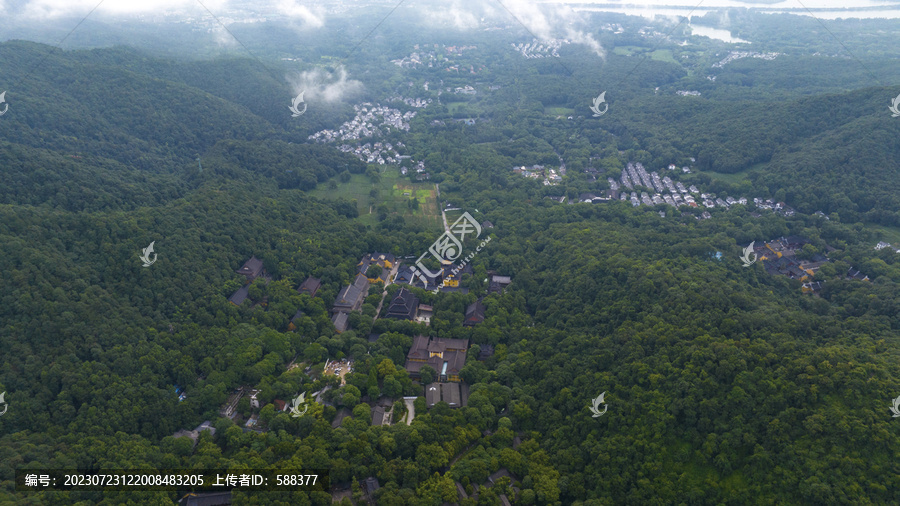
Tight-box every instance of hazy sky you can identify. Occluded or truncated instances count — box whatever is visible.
[0,0,611,57]
[0,0,896,29]
[1,0,891,17]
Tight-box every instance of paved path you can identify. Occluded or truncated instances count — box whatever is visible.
[403,397,416,425]
[436,183,450,233]
[373,293,386,322]
[372,262,399,322]
[441,209,450,233]
[554,149,566,176]
[314,385,331,404]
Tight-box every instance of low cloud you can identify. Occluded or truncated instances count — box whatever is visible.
[211,25,238,48]
[274,0,325,29]
[565,27,605,58]
[0,0,322,22]
[4,0,225,18]
[422,0,480,30]
[287,66,364,104]
[413,0,605,59]
[499,0,605,59]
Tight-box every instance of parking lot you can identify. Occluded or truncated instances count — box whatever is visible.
[325,358,353,385]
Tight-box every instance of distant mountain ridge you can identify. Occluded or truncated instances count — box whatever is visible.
[0,41,364,210]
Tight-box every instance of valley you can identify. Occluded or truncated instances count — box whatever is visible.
[1,1,900,504]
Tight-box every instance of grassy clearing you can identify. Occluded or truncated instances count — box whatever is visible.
[445,101,473,114]
[547,107,575,116]
[311,173,376,202]
[650,49,677,63]
[312,166,441,230]
[866,224,900,245]
[705,170,751,184]
[395,180,442,230]
[702,162,763,185]
[612,46,677,63]
[613,46,642,56]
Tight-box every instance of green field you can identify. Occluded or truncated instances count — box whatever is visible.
[612,46,678,63]
[612,46,641,56]
[650,49,677,63]
[702,162,764,184]
[446,101,474,114]
[547,107,575,116]
[312,166,442,229]
[704,170,752,184]
[866,224,900,245]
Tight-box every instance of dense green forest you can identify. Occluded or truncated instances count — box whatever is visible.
[2,6,900,504]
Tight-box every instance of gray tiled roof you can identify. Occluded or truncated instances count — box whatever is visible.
[228,285,249,305]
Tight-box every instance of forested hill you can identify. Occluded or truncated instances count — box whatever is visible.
[0,140,186,211]
[0,42,366,210]
[1,39,900,505]
[3,41,899,220]
[0,44,262,170]
[0,41,360,173]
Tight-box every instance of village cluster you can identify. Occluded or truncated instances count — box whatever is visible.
[511,164,562,185]
[390,43,478,71]
[336,141,404,166]
[510,38,569,58]
[712,50,782,68]
[309,103,415,143]
[525,160,810,221]
[600,22,626,34]
[399,160,431,181]
[576,162,799,219]
[451,85,477,95]
[309,102,423,164]
[387,96,431,108]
